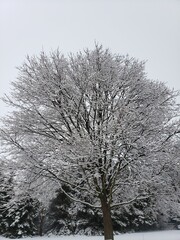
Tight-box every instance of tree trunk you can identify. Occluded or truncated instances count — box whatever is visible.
[101,197,114,240]
[38,207,45,236]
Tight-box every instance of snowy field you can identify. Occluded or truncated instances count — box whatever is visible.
[1,231,180,240]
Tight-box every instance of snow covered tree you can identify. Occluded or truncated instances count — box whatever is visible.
[46,186,104,235]
[4,199,37,238]
[0,162,41,238]
[1,45,180,240]
[46,185,75,235]
[112,197,158,232]
[0,171,14,236]
[4,196,39,238]
[155,140,180,229]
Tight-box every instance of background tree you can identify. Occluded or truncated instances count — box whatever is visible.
[4,196,39,238]
[46,185,76,235]
[0,171,14,236]
[0,45,180,240]
[0,164,39,239]
[46,186,104,236]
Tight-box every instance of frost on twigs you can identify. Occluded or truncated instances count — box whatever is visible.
[0,44,180,239]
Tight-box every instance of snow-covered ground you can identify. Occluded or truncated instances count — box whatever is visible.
[1,231,179,240]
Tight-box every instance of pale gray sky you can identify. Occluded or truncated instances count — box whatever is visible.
[0,0,180,116]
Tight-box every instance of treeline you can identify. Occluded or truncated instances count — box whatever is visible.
[1,171,180,239]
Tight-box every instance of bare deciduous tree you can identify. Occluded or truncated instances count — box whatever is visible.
[1,45,180,240]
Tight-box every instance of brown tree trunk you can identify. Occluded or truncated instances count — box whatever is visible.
[101,197,114,240]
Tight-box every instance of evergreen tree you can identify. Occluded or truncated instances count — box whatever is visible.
[4,196,39,238]
[112,198,158,233]
[0,172,14,235]
[46,188,157,235]
[46,185,75,235]
[75,206,104,235]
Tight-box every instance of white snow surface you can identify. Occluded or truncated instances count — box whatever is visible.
[0,231,180,240]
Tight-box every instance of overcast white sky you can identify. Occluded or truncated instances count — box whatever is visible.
[0,0,180,117]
